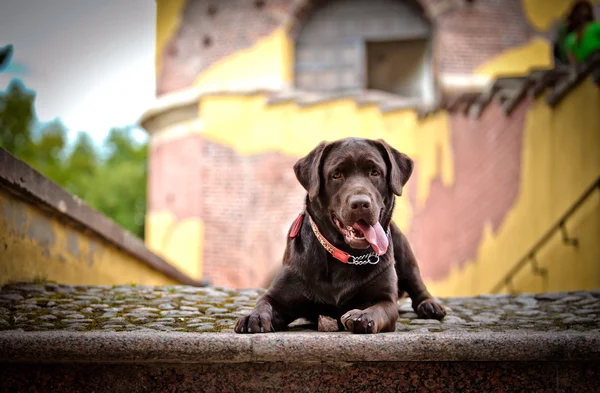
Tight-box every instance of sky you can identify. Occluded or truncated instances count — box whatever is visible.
[0,0,156,144]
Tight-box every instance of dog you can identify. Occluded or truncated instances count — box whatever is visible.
[235,138,445,334]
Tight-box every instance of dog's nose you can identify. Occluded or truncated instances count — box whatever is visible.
[349,195,371,211]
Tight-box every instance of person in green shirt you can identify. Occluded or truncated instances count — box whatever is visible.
[564,1,600,64]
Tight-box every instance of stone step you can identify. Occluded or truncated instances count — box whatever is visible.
[1,283,599,392]
[1,330,599,392]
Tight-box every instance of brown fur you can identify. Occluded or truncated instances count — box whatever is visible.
[235,138,445,334]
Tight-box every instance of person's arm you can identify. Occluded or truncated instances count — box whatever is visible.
[565,35,578,64]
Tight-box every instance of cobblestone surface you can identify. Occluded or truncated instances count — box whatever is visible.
[0,283,599,333]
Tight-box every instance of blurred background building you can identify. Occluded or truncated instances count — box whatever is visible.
[140,0,600,296]
[1,0,599,297]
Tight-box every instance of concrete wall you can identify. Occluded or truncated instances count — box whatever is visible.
[0,192,178,286]
[146,0,600,294]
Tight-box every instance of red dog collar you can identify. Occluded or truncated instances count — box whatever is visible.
[288,205,390,265]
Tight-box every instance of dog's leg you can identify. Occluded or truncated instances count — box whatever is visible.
[234,267,305,334]
[341,266,399,334]
[393,228,446,320]
[400,264,446,320]
[234,295,287,333]
[340,300,398,334]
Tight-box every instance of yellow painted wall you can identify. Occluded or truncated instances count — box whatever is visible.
[159,0,587,94]
[190,76,599,296]
[522,0,600,31]
[0,190,180,286]
[146,212,204,280]
[475,37,553,78]
[155,0,186,79]
[148,0,600,295]
[194,26,294,91]
[428,78,600,296]
[154,0,600,93]
[199,95,454,233]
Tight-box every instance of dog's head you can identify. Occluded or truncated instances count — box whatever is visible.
[294,138,413,255]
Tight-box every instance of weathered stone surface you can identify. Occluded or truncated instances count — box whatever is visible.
[37,315,57,321]
[205,307,228,315]
[105,318,126,325]
[411,319,441,325]
[0,283,598,335]
[0,294,24,301]
[442,316,466,324]
[62,319,93,324]
[1,330,598,365]
[65,313,85,319]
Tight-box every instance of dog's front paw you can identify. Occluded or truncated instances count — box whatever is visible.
[341,309,380,334]
[416,299,446,320]
[234,310,273,334]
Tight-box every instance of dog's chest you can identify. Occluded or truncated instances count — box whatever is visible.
[309,264,379,306]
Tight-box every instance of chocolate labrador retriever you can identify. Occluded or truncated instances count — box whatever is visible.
[235,138,445,334]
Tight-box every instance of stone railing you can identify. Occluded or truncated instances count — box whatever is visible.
[0,148,208,287]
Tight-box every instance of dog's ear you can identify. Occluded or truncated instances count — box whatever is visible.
[293,141,328,201]
[374,139,414,196]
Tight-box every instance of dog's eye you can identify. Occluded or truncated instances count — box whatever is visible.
[370,169,381,177]
[332,171,343,179]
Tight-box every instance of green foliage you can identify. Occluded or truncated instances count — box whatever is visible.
[0,80,36,159]
[79,128,148,239]
[0,78,147,239]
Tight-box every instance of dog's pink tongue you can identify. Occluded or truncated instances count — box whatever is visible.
[352,221,388,256]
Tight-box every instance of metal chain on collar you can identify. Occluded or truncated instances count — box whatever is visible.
[346,227,392,265]
[347,252,380,265]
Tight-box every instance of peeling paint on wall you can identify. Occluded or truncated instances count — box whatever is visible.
[0,191,180,286]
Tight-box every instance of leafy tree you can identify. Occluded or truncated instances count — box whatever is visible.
[34,120,69,185]
[0,79,36,161]
[64,131,98,198]
[80,128,148,239]
[0,78,147,239]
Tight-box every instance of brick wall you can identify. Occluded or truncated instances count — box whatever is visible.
[149,135,204,222]
[435,0,535,75]
[158,0,536,95]
[199,140,304,288]
[150,135,305,288]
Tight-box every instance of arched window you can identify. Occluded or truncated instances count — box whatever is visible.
[295,0,434,103]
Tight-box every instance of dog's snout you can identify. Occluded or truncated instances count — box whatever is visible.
[349,195,372,212]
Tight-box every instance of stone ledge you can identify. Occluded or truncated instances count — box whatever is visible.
[1,283,599,364]
[2,283,599,392]
[1,330,598,364]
